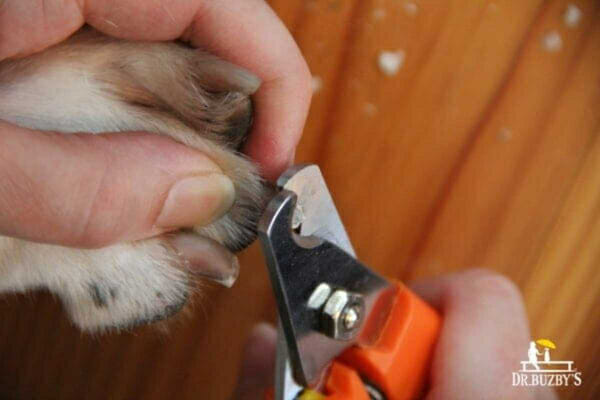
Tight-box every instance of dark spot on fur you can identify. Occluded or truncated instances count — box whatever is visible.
[89,283,108,308]
[114,291,189,330]
[89,283,119,308]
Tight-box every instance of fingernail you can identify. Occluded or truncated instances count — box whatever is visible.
[288,148,297,165]
[156,174,235,229]
[169,234,239,288]
[250,323,277,344]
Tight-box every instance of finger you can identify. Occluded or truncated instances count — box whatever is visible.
[0,122,235,248]
[410,269,557,400]
[0,0,197,59]
[88,0,312,180]
[409,268,496,309]
[0,0,85,59]
[232,323,277,400]
[1,0,312,182]
[180,0,312,181]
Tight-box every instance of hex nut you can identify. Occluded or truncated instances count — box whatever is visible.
[307,283,332,310]
[321,289,365,340]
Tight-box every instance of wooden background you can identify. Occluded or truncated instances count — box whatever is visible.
[0,0,599,398]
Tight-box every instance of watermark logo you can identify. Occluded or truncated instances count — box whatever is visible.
[512,339,582,387]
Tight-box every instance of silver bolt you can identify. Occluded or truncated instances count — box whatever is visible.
[342,306,360,330]
[320,289,365,341]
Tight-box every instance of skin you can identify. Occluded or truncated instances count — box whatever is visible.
[0,0,312,247]
[233,269,557,400]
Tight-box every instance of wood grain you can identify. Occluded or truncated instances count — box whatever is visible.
[0,1,598,399]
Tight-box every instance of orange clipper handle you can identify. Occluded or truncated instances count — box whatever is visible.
[264,282,440,400]
[327,282,441,400]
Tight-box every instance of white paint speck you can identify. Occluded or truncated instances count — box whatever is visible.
[403,2,419,16]
[564,4,582,28]
[378,50,406,76]
[498,128,512,142]
[311,76,323,93]
[373,8,386,20]
[542,31,562,52]
[364,103,378,116]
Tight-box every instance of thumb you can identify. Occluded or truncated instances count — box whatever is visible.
[0,121,235,248]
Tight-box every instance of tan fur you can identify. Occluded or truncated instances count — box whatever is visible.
[0,28,267,331]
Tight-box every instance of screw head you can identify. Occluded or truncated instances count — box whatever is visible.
[342,306,360,330]
[321,289,365,341]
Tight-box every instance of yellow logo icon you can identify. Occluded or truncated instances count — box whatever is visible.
[513,338,582,387]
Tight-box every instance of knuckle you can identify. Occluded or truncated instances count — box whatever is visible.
[289,57,313,100]
[300,64,313,97]
[474,270,522,301]
[448,268,523,304]
[479,272,521,300]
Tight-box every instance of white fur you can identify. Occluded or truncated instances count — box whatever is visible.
[0,63,194,331]
[0,31,263,331]
[0,237,188,331]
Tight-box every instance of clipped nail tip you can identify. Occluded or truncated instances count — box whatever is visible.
[169,234,240,288]
[216,256,240,288]
[288,148,297,165]
[156,173,235,229]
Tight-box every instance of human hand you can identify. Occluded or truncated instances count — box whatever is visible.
[0,0,311,248]
[232,269,557,400]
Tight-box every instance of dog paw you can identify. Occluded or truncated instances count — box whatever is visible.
[0,28,271,331]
